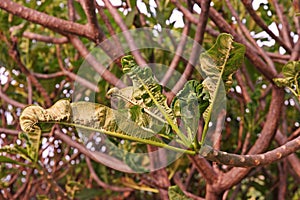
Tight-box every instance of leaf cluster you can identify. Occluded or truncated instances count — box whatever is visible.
[16,33,245,164]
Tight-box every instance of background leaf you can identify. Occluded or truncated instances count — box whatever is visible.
[168,185,191,200]
[0,155,29,166]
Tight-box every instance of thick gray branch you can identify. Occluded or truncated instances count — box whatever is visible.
[200,134,300,167]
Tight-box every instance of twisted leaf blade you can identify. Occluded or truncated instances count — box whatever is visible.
[199,33,245,145]
[19,99,71,162]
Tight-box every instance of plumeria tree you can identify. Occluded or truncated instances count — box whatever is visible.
[0,0,300,199]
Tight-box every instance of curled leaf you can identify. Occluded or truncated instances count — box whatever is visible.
[121,55,176,123]
[19,99,71,161]
[171,80,209,142]
[121,56,190,146]
[273,61,300,99]
[198,33,245,146]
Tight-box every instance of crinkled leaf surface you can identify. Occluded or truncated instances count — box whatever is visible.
[121,55,176,124]
[199,33,245,145]
[273,61,300,98]
[171,80,209,141]
[107,86,172,138]
[121,56,190,146]
[19,99,71,162]
[18,40,246,163]
[20,99,164,146]
[19,99,192,166]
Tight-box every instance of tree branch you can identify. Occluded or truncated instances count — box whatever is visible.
[188,155,218,185]
[160,19,191,87]
[85,157,133,192]
[276,130,300,179]
[173,172,205,200]
[224,0,275,70]
[174,0,278,82]
[278,160,287,198]
[248,87,284,154]
[67,0,76,21]
[96,3,124,53]
[171,0,197,24]
[22,32,68,44]
[290,37,300,61]
[287,127,300,141]
[79,0,100,32]
[101,0,147,67]
[55,44,100,92]
[200,132,300,167]
[0,89,26,108]
[204,86,284,192]
[0,0,94,40]
[7,36,52,107]
[241,0,292,53]
[69,36,126,88]
[33,72,65,79]
[54,129,135,173]
[235,70,251,103]
[0,128,20,135]
[79,0,112,47]
[172,0,211,94]
[27,77,32,104]
[272,0,293,49]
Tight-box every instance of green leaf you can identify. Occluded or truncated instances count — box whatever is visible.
[273,61,300,99]
[66,180,82,199]
[36,195,50,200]
[124,153,148,172]
[108,87,181,146]
[0,155,29,166]
[171,80,209,144]
[199,33,245,145]
[70,101,192,153]
[19,99,71,162]
[73,1,87,23]
[122,56,175,120]
[0,145,33,162]
[129,0,137,8]
[107,87,172,138]
[36,0,53,12]
[125,8,137,27]
[172,80,209,117]
[121,55,191,147]
[168,185,191,200]
[75,188,104,199]
[200,34,245,91]
[71,101,158,140]
[19,99,194,160]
